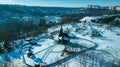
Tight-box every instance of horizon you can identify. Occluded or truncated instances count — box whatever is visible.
[1,3,119,8]
[0,0,120,7]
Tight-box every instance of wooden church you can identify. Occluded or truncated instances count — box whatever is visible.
[58,26,70,44]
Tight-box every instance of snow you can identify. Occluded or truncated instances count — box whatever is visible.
[45,16,61,24]
[0,15,120,67]
[80,16,98,22]
[67,60,80,67]
[26,16,120,66]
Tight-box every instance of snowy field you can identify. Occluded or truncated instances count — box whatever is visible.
[0,16,120,67]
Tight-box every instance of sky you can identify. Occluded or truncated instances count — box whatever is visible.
[0,0,120,7]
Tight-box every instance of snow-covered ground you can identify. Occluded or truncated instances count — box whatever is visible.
[0,16,120,67]
[45,16,61,24]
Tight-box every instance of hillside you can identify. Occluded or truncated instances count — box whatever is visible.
[0,15,120,67]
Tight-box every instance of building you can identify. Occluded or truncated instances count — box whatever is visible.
[109,6,114,10]
[58,26,70,43]
[116,6,120,11]
[88,5,100,9]
[109,6,120,11]
[109,6,116,10]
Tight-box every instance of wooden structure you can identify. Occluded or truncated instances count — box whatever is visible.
[30,39,37,45]
[58,26,70,44]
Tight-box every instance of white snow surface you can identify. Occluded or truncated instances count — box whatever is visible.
[0,16,120,67]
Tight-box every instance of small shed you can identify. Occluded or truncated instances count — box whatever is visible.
[30,39,37,45]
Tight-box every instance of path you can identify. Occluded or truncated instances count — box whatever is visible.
[42,45,56,62]
[20,37,98,67]
[45,38,98,67]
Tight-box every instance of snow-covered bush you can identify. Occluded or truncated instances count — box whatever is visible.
[113,19,120,26]
[91,19,96,23]
[106,25,114,31]
[90,29,102,37]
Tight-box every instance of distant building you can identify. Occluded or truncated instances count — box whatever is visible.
[109,6,115,10]
[109,6,120,11]
[116,6,120,11]
[88,5,100,9]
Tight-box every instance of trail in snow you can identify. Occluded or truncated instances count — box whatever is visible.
[45,38,98,67]
[34,45,53,55]
[19,42,33,67]
[42,45,56,62]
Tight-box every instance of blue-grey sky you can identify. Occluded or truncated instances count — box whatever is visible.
[0,0,120,7]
